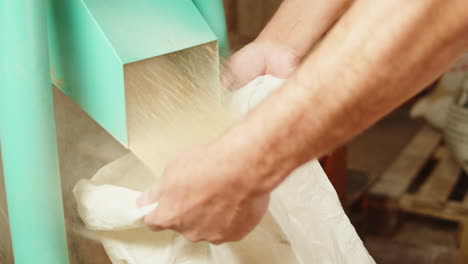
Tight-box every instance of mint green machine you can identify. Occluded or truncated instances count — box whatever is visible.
[0,0,229,262]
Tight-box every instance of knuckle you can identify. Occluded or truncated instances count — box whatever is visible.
[144,216,177,232]
[212,239,226,245]
[185,232,203,243]
[144,218,162,231]
[208,233,225,243]
[143,217,154,227]
[145,222,162,232]
[209,232,242,244]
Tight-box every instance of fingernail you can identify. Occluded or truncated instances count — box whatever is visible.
[136,191,149,208]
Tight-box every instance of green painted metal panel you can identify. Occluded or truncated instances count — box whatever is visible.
[0,0,70,263]
[85,0,217,64]
[193,0,231,57]
[48,0,127,145]
[47,0,218,145]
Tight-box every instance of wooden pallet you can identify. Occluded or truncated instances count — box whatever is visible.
[367,125,468,262]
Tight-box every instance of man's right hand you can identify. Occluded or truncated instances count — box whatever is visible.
[222,0,353,89]
[222,40,301,88]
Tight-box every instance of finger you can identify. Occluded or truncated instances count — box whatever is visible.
[266,51,299,79]
[136,191,150,207]
[209,232,243,244]
[210,234,230,245]
[184,231,204,243]
[136,183,161,207]
[143,218,165,232]
[211,240,225,245]
[144,212,179,232]
[143,201,183,233]
[221,47,265,89]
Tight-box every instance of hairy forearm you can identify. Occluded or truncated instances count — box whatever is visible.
[221,0,468,194]
[257,0,352,57]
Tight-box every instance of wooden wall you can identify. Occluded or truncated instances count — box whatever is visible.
[223,0,283,50]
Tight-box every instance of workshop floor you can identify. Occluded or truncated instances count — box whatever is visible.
[348,103,460,263]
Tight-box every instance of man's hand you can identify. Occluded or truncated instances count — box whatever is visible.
[223,0,351,88]
[137,0,468,245]
[137,142,270,244]
[223,41,300,88]
[136,0,350,244]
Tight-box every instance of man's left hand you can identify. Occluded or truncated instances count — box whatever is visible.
[137,142,270,244]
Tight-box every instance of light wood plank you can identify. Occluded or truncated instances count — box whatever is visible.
[400,194,466,222]
[371,126,442,199]
[415,147,461,208]
[462,192,468,209]
[447,201,468,216]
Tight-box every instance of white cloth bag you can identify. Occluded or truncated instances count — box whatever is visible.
[73,76,375,264]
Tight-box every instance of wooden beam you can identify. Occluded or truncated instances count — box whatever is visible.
[400,194,466,222]
[459,219,468,264]
[415,147,462,208]
[371,126,441,199]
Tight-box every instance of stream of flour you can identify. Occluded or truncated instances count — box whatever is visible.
[75,43,298,263]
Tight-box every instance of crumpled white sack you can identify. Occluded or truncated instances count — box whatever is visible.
[410,53,468,129]
[73,75,375,264]
[73,183,158,231]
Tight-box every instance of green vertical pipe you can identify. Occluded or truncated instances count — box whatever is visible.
[0,0,69,263]
[192,0,231,57]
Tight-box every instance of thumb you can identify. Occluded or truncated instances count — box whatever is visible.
[136,183,161,208]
